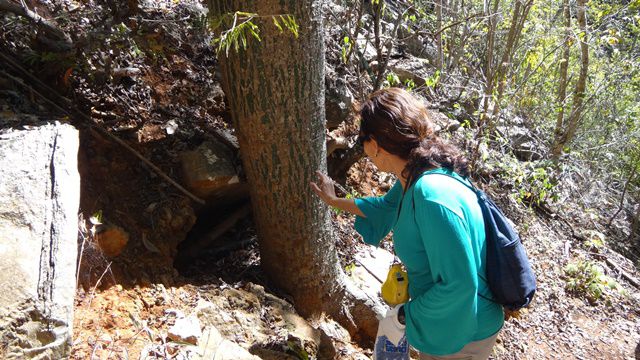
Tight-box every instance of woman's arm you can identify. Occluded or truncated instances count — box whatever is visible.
[310,171,365,217]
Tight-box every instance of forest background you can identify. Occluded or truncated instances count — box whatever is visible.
[1,0,640,358]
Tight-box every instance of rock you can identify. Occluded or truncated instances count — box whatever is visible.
[0,122,80,359]
[346,246,392,342]
[195,326,260,360]
[195,283,323,358]
[325,74,354,130]
[355,28,378,61]
[351,246,394,293]
[427,109,460,133]
[180,140,246,201]
[398,26,437,60]
[498,123,544,161]
[95,225,129,257]
[168,315,202,345]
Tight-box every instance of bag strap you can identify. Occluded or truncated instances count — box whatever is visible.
[391,190,405,265]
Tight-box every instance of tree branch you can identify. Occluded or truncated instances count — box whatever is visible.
[0,0,72,47]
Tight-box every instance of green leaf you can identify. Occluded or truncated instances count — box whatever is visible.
[273,16,284,33]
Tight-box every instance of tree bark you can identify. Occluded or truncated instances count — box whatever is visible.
[550,0,589,160]
[632,202,640,251]
[435,0,444,70]
[489,0,534,124]
[210,0,381,345]
[550,0,571,160]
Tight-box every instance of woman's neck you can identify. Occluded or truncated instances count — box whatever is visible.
[389,157,409,189]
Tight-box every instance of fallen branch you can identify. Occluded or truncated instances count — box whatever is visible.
[0,0,72,47]
[605,257,640,290]
[180,203,252,259]
[0,51,206,205]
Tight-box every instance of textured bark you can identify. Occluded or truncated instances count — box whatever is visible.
[489,0,534,123]
[633,203,640,251]
[435,0,444,70]
[550,0,571,160]
[551,0,590,160]
[209,4,382,344]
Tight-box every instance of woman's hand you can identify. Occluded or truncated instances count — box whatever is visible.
[310,171,337,206]
[310,171,365,217]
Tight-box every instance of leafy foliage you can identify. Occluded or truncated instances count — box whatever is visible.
[497,160,558,207]
[210,11,299,56]
[564,260,626,304]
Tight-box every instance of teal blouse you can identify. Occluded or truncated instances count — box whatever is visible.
[354,168,504,355]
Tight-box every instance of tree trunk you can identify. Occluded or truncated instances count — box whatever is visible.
[550,0,589,160]
[473,0,501,170]
[210,0,381,345]
[550,0,571,160]
[480,0,500,121]
[489,0,534,125]
[632,202,640,251]
[436,0,444,70]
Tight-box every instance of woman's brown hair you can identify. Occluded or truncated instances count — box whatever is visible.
[358,87,469,186]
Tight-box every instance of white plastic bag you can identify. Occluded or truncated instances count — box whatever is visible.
[373,305,410,360]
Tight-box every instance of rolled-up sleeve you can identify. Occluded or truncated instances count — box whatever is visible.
[354,181,402,246]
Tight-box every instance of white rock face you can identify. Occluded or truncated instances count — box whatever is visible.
[196,326,261,360]
[168,315,202,345]
[0,122,80,359]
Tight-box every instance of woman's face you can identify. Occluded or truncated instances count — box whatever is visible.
[362,136,390,172]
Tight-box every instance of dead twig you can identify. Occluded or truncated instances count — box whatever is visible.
[87,261,113,309]
[354,258,383,284]
[77,213,89,289]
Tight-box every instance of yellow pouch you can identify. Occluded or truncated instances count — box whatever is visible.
[381,263,409,305]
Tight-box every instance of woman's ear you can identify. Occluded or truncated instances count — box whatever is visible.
[369,137,380,157]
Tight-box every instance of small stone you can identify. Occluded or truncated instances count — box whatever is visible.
[168,315,202,345]
[95,226,129,257]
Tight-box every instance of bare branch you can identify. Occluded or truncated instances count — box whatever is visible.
[0,0,72,48]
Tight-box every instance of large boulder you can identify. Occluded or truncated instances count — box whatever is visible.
[498,120,544,161]
[180,139,248,206]
[0,122,80,359]
[325,72,354,130]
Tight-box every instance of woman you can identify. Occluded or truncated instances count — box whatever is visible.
[310,88,503,359]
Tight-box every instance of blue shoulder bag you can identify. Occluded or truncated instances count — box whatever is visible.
[424,173,537,311]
